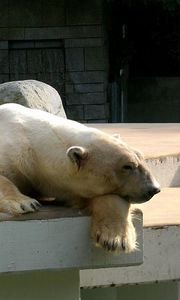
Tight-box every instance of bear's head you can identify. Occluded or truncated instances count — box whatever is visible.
[66,132,160,204]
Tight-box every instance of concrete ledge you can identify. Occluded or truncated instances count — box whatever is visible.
[81,225,180,287]
[0,207,143,273]
[81,188,180,287]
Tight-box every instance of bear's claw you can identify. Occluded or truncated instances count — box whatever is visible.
[92,220,137,253]
[0,196,41,215]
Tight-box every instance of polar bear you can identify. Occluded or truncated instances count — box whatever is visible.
[0,103,160,252]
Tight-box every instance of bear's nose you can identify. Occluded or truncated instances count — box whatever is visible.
[148,187,161,198]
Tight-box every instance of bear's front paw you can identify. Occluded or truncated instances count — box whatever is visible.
[0,196,41,215]
[91,219,137,253]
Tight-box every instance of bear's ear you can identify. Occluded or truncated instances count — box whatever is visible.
[67,146,89,169]
[133,148,144,160]
[112,133,121,140]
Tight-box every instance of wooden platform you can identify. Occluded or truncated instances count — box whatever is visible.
[136,187,180,227]
[90,123,180,158]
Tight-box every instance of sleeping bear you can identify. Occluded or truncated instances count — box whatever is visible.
[0,103,160,252]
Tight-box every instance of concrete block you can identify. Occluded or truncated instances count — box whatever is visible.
[41,0,66,26]
[65,38,103,48]
[87,119,108,123]
[9,50,27,74]
[9,73,37,81]
[74,83,104,93]
[36,73,65,98]
[85,47,105,70]
[25,26,102,40]
[25,27,59,40]
[66,105,84,120]
[9,41,35,49]
[84,104,107,120]
[66,71,104,84]
[65,48,84,71]
[0,28,25,40]
[0,75,9,83]
[41,49,64,73]
[0,28,8,40]
[27,49,42,73]
[8,0,42,27]
[66,92,105,105]
[0,50,9,73]
[34,40,63,48]
[8,0,26,27]
[65,84,74,93]
[0,270,80,300]
[0,206,142,272]
[0,41,8,50]
[66,0,102,25]
[7,28,25,40]
[0,1,8,27]
[24,2,42,27]
[36,72,64,88]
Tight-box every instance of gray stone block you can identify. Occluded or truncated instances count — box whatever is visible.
[10,50,27,74]
[0,74,9,83]
[66,71,104,84]
[25,26,102,40]
[65,38,103,48]
[87,119,108,123]
[0,28,24,40]
[65,84,74,93]
[66,105,84,120]
[0,1,8,27]
[41,49,64,73]
[66,48,84,71]
[0,28,8,40]
[36,73,65,96]
[74,83,104,93]
[84,104,107,120]
[0,50,9,73]
[9,73,37,81]
[8,0,42,27]
[8,0,26,27]
[85,47,105,71]
[34,40,63,49]
[66,92,105,105]
[0,41,8,50]
[0,28,25,40]
[9,41,35,49]
[41,0,65,26]
[66,0,102,25]
[27,49,42,73]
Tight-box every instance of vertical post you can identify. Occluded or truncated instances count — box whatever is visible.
[0,269,80,300]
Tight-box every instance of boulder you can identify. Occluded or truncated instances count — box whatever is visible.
[0,80,66,118]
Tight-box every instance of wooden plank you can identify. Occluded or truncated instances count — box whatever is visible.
[135,187,180,227]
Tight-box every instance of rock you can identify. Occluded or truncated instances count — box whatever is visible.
[0,80,66,118]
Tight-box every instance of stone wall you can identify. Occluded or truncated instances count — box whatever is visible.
[0,0,109,122]
[127,77,180,122]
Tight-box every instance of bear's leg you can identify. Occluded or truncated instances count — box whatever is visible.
[0,175,41,214]
[90,194,137,253]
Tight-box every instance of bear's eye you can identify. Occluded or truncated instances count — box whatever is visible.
[122,164,134,171]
